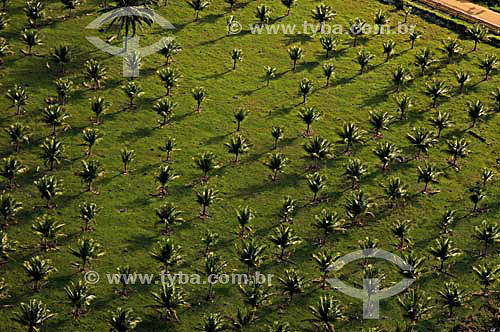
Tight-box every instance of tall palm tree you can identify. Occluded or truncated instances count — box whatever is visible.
[425,79,448,108]
[109,307,142,332]
[287,46,303,70]
[303,136,333,168]
[311,3,335,33]
[406,127,437,158]
[439,38,461,63]
[278,268,306,302]
[192,86,208,112]
[6,122,30,152]
[32,214,65,250]
[343,158,367,189]
[395,94,413,120]
[150,238,182,273]
[231,48,243,70]
[52,45,71,73]
[298,107,321,136]
[415,48,435,76]
[155,165,179,196]
[472,220,499,256]
[64,280,95,319]
[345,191,375,226]
[438,282,467,318]
[22,255,56,291]
[356,49,374,74]
[467,24,487,51]
[83,59,107,90]
[77,160,104,193]
[6,84,28,115]
[225,135,250,163]
[34,175,62,208]
[430,111,453,138]
[373,142,400,171]
[478,54,498,80]
[238,238,266,274]
[157,67,181,96]
[270,225,301,259]
[233,109,249,132]
[429,237,461,272]
[322,63,335,87]
[467,100,488,127]
[455,70,471,94]
[265,152,288,181]
[155,203,183,234]
[320,34,337,58]
[150,283,187,320]
[307,295,345,332]
[397,288,433,324]
[12,299,55,332]
[446,137,469,168]
[196,187,218,217]
[0,157,27,188]
[313,250,341,288]
[0,194,22,226]
[70,238,105,270]
[307,172,326,202]
[187,0,209,20]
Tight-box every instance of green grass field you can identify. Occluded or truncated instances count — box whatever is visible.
[0,0,499,330]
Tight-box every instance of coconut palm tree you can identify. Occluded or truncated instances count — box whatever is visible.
[307,295,345,332]
[60,0,80,17]
[202,229,219,256]
[265,152,288,181]
[12,299,55,332]
[109,307,141,332]
[231,48,243,70]
[415,48,435,76]
[455,70,471,94]
[32,215,64,250]
[467,99,488,128]
[397,288,433,324]
[6,122,30,153]
[150,238,182,272]
[271,126,284,149]
[120,148,134,175]
[52,45,70,73]
[55,78,73,105]
[225,135,250,163]
[77,159,104,193]
[79,202,101,232]
[391,219,411,250]
[225,0,236,11]
[264,66,276,86]
[338,122,365,153]
[159,39,182,66]
[356,49,374,74]
[83,59,107,90]
[322,63,335,87]
[345,191,375,225]
[373,141,400,171]
[203,254,227,299]
[392,65,411,92]
[21,29,42,55]
[155,165,178,197]
[238,238,266,274]
[469,185,486,213]
[402,4,412,23]
[473,220,499,256]
[417,162,441,194]
[40,137,63,171]
[440,38,461,63]
[480,168,494,188]
[22,256,56,291]
[307,172,326,202]
[298,107,321,136]
[287,46,303,70]
[90,97,109,124]
[439,209,456,234]
[303,136,333,168]
[124,51,142,76]
[384,177,408,207]
[446,137,469,168]
[343,158,367,189]
[313,250,341,288]
[233,109,248,132]
[438,282,467,318]
[0,194,22,226]
[369,111,392,137]
[187,0,209,20]
[490,88,500,111]
[122,81,143,109]
[478,54,498,80]
[153,98,176,127]
[275,196,294,224]
[395,94,413,120]
[0,278,8,300]
[429,237,461,272]
[0,230,16,262]
[270,225,301,259]
[382,40,396,62]
[6,84,28,115]
[42,105,69,137]
[425,80,448,108]
[430,111,453,138]
[406,127,437,158]
[192,86,207,112]
[236,206,254,238]
[198,313,226,332]
[196,186,218,217]
[349,17,366,47]
[467,24,487,51]
[281,0,296,15]
[320,34,337,58]
[34,175,62,208]
[255,4,271,24]
[278,268,306,302]
[400,251,426,280]
[313,209,345,241]
[156,203,183,234]
[0,157,27,188]
[473,263,499,295]
[194,151,220,180]
[229,307,255,330]
[158,67,180,96]
[160,137,178,162]
[311,3,335,33]
[64,280,95,319]
[298,78,313,103]
[70,238,104,270]
[374,9,389,34]
[151,283,187,320]
[82,128,102,157]
[409,30,421,49]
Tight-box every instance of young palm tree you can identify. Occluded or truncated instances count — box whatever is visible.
[429,237,461,272]
[472,220,499,256]
[155,165,179,197]
[83,59,107,90]
[194,151,220,180]
[383,39,396,61]
[230,307,255,330]
[265,152,288,181]
[397,288,433,324]
[469,185,486,213]
[203,254,227,299]
[313,209,345,241]
[473,263,499,295]
[391,219,411,250]
[187,0,209,20]
[313,250,340,289]
[400,251,426,280]
[438,282,467,318]
[271,126,284,149]
[402,4,412,23]
[409,30,421,49]
[0,278,8,300]
[32,214,64,250]
[264,65,277,86]
[225,0,236,11]
[343,158,367,189]
[467,23,487,51]
[55,78,73,105]
[34,175,62,208]
[467,100,488,127]
[298,78,313,103]
[79,202,101,232]
[298,107,321,136]
[22,255,56,291]
[236,206,254,238]
[21,29,42,55]
[122,81,143,109]
[439,209,456,234]
[158,67,181,96]
[82,128,102,157]
[0,194,22,226]
[455,70,471,94]
[417,162,442,193]
[159,39,182,66]
[345,191,375,225]
[238,238,266,274]
[40,138,63,172]
[52,45,71,73]
[196,186,218,217]
[156,203,183,234]
[192,86,207,112]
[64,280,95,319]
[160,137,178,162]
[356,49,375,74]
[42,105,69,137]
[6,84,28,115]
[491,87,500,111]
[61,0,80,17]
[77,159,104,193]
[303,136,334,168]
[120,148,135,175]
[322,63,335,87]
[0,157,27,188]
[307,295,345,332]
[338,122,365,153]
[406,127,437,158]
[369,111,392,137]
[349,17,366,47]
[270,225,301,260]
[5,122,30,153]
[440,38,462,63]
[279,195,296,223]
[278,268,306,302]
[320,34,337,58]
[374,9,389,34]
[430,111,453,138]
[109,307,141,332]
[90,97,109,124]
[311,3,335,33]
[384,177,408,208]
[287,46,303,71]
[202,229,219,256]
[233,109,249,132]
[197,313,226,332]
[151,283,187,320]
[373,141,400,171]
[0,230,16,262]
[225,134,250,163]
[153,98,176,127]
[446,137,469,168]
[231,48,243,70]
[425,80,449,108]
[150,238,182,272]
[414,48,435,76]
[256,4,271,24]
[392,65,411,92]
[12,299,55,332]
[307,172,326,202]
[280,0,296,16]
[478,54,498,80]
[395,94,413,120]
[480,168,494,188]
